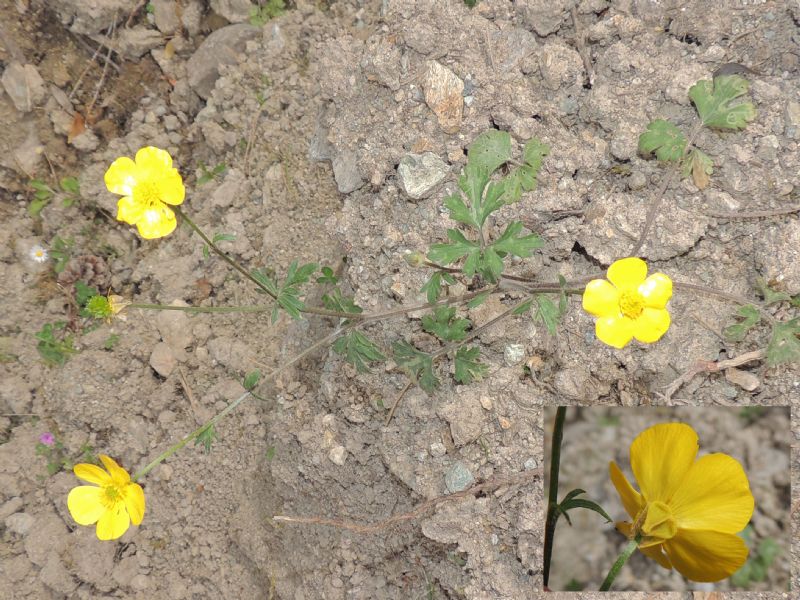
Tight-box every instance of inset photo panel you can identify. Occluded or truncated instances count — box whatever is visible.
[542,406,791,592]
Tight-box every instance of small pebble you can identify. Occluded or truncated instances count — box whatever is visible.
[328,445,347,466]
[504,344,525,366]
[444,462,474,493]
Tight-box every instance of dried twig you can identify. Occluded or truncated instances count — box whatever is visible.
[384,379,413,426]
[86,18,117,121]
[661,348,766,402]
[703,205,800,219]
[126,0,149,28]
[273,471,538,534]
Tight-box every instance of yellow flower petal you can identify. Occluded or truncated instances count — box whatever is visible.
[583,280,621,318]
[639,273,672,309]
[135,146,173,174]
[73,463,111,486]
[664,529,748,582]
[68,486,106,525]
[609,461,643,520]
[155,169,185,205]
[96,504,130,541]
[668,453,754,533]
[632,307,670,344]
[99,455,130,484]
[124,483,146,526]
[135,204,177,239]
[630,423,698,503]
[607,257,647,289]
[116,196,143,225]
[105,157,138,196]
[595,314,635,348]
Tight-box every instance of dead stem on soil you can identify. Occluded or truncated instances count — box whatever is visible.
[384,379,413,426]
[703,205,800,219]
[86,17,117,122]
[570,7,595,88]
[272,471,538,534]
[660,348,766,402]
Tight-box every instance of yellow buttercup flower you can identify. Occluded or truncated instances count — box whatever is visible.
[610,423,754,582]
[105,146,185,239]
[582,257,672,348]
[67,454,145,541]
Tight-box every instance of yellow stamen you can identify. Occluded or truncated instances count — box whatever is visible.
[619,289,645,319]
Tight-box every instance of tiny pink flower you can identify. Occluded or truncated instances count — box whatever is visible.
[39,432,56,447]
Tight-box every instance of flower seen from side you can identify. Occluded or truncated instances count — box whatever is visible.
[67,454,145,541]
[104,146,185,239]
[582,257,672,349]
[609,422,754,582]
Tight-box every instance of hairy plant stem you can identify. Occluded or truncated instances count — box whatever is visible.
[542,407,566,589]
[132,324,351,481]
[599,533,642,591]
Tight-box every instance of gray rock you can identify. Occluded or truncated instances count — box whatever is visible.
[5,511,34,536]
[1,62,46,112]
[187,24,260,99]
[211,168,248,209]
[422,61,464,134]
[332,150,365,194]
[211,0,253,23]
[328,445,347,466]
[539,42,583,91]
[486,27,537,73]
[51,0,129,34]
[24,512,67,566]
[149,342,177,377]
[503,344,526,366]
[153,0,181,34]
[444,462,474,493]
[397,152,448,200]
[438,395,484,447]
[181,0,204,36]
[0,496,24,520]
[784,100,800,139]
[155,302,193,353]
[515,0,567,36]
[40,552,78,595]
[115,26,164,59]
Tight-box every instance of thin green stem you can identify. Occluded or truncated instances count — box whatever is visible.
[132,323,352,481]
[599,533,642,591]
[542,407,566,589]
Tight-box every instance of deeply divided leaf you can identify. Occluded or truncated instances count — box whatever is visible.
[454,346,488,384]
[322,288,363,314]
[332,331,386,372]
[723,305,760,342]
[427,229,478,266]
[393,340,439,392]
[638,119,687,162]
[689,75,756,130]
[491,221,543,258]
[681,149,713,190]
[766,318,800,366]
[533,295,563,336]
[420,271,456,303]
[467,130,512,174]
[422,306,470,342]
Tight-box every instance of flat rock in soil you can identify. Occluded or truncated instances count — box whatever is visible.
[397,152,448,200]
[422,61,464,134]
[187,24,261,99]
[1,63,46,112]
[113,26,165,59]
[150,342,177,377]
[515,0,567,36]
[211,0,252,23]
[50,0,130,34]
[153,0,181,34]
[332,150,365,194]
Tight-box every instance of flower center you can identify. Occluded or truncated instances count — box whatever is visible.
[102,483,124,509]
[619,289,645,319]
[134,181,161,208]
[633,501,677,546]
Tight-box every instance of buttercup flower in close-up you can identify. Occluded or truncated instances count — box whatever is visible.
[104,146,185,239]
[67,454,145,541]
[610,423,754,582]
[582,257,672,349]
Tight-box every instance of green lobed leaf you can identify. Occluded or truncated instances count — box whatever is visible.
[458,162,490,214]
[723,304,760,342]
[444,192,478,228]
[420,271,456,303]
[332,331,386,373]
[756,279,791,305]
[466,291,491,308]
[60,176,80,195]
[427,229,479,266]
[638,119,687,162]
[766,318,800,366]
[392,340,439,392]
[504,138,550,203]
[454,346,488,384]
[316,266,339,285]
[285,261,318,287]
[322,289,363,314]
[689,75,756,130]
[251,268,280,296]
[422,306,471,342]
[681,149,713,189]
[467,130,512,174]
[491,221,543,258]
[533,295,563,336]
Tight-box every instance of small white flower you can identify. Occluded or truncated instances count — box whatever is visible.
[30,245,49,263]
